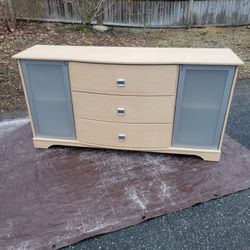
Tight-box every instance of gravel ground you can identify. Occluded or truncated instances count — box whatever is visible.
[0,21,250,112]
[62,79,250,250]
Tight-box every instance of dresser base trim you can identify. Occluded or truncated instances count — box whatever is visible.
[33,138,221,162]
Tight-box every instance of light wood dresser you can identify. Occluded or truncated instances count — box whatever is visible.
[13,46,243,161]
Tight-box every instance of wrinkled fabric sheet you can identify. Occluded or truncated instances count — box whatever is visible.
[0,122,250,249]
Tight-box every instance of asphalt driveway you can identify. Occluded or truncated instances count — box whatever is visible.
[63,79,250,250]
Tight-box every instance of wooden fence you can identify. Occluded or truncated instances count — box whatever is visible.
[2,0,250,28]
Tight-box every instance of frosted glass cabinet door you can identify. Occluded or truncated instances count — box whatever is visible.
[172,65,235,149]
[21,60,75,139]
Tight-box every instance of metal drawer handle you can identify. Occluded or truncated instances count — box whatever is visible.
[117,107,125,116]
[117,79,125,87]
[118,133,126,141]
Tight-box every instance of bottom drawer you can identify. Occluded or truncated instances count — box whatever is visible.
[76,118,172,148]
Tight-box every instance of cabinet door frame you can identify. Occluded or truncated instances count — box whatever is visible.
[21,59,76,139]
[172,64,236,149]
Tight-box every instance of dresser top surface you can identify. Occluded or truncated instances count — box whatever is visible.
[13,45,243,65]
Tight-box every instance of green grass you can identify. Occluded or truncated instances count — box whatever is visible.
[63,24,91,33]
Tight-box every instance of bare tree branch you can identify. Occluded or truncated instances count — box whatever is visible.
[67,0,107,26]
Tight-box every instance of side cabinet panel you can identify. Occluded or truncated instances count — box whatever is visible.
[21,60,75,139]
[172,65,235,149]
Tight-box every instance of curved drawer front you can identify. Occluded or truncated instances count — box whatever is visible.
[72,92,175,123]
[76,118,172,148]
[69,62,178,96]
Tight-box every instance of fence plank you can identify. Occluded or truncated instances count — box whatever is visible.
[187,0,194,28]
[3,0,250,27]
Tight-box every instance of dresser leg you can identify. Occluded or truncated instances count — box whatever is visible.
[33,139,53,149]
[195,152,221,162]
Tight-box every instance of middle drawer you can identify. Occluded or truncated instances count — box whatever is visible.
[72,92,175,123]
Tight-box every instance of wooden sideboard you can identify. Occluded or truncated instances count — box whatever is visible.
[13,46,243,161]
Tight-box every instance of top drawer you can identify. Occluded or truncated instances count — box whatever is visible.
[69,62,178,96]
